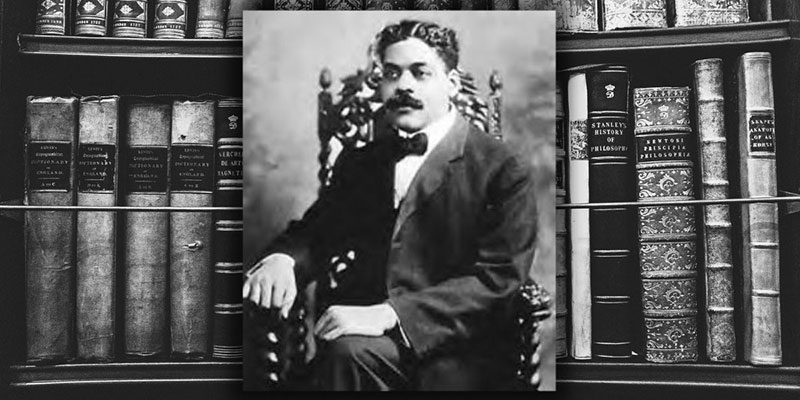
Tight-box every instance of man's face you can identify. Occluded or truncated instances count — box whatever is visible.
[379,38,459,133]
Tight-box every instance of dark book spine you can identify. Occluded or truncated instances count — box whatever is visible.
[25,96,79,362]
[76,96,119,361]
[274,0,313,8]
[364,0,412,8]
[634,86,699,363]
[225,0,264,38]
[587,66,637,360]
[74,0,110,36]
[325,0,364,8]
[154,0,188,39]
[36,0,70,35]
[555,82,569,359]
[170,100,216,359]
[673,0,749,26]
[112,0,149,38]
[212,98,243,360]
[124,103,171,358]
[603,0,667,30]
[196,0,228,39]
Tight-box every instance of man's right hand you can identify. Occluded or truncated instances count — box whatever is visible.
[243,253,298,318]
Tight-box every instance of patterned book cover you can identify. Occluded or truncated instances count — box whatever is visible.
[154,0,188,39]
[693,58,736,362]
[196,0,228,39]
[528,0,599,31]
[275,0,314,9]
[112,0,148,38]
[74,0,110,36]
[634,86,699,363]
[674,0,749,26]
[555,81,568,359]
[414,0,457,8]
[365,0,413,8]
[737,52,782,366]
[226,0,265,38]
[36,0,69,35]
[325,0,364,8]
[603,0,667,30]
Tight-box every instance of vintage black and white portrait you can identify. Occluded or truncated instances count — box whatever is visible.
[242,11,555,391]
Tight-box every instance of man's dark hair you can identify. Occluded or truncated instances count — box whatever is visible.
[374,20,459,71]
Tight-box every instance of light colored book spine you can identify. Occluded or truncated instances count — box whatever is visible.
[673,0,749,26]
[603,0,667,30]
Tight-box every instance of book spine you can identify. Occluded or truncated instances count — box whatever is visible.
[275,0,313,9]
[36,0,69,35]
[76,96,119,361]
[170,100,216,359]
[225,0,264,38]
[555,81,569,359]
[460,0,488,9]
[325,0,364,8]
[154,0,188,39]
[634,86,699,363]
[364,0,412,8]
[112,0,149,38]
[74,0,110,36]
[567,72,592,360]
[124,103,171,358]
[603,0,668,30]
[24,96,79,362]
[693,58,736,362]
[738,52,782,365]
[196,0,228,39]
[750,0,772,21]
[673,0,749,26]
[587,66,637,360]
[557,0,600,31]
[413,0,456,8]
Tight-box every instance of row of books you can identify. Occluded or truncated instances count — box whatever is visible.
[35,0,263,39]
[25,96,243,363]
[555,52,783,365]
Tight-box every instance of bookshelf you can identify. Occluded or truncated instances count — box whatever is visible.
[18,34,243,58]
[556,18,800,398]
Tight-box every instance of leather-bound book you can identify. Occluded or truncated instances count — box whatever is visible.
[225,0,264,38]
[170,100,216,359]
[112,0,149,38]
[76,96,119,361]
[196,0,228,39]
[603,0,667,30]
[74,0,110,36]
[25,96,79,363]
[674,0,749,26]
[212,98,244,360]
[325,0,364,9]
[634,86,699,363]
[567,72,592,360]
[413,0,456,8]
[365,0,412,9]
[154,0,188,39]
[693,58,736,362]
[123,102,171,358]
[555,81,569,359]
[737,52,781,366]
[36,0,70,35]
[587,66,637,360]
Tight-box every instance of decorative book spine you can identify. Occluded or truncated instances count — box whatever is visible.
[365,0,412,9]
[24,96,78,362]
[587,66,636,359]
[170,100,216,359]
[154,0,188,39]
[196,0,228,39]
[112,0,149,38]
[413,0,455,8]
[275,0,313,9]
[556,0,599,31]
[634,86,699,363]
[555,81,569,359]
[124,103,171,357]
[213,98,243,360]
[76,96,119,361]
[673,0,749,26]
[74,0,110,36]
[693,58,736,362]
[603,0,667,30]
[737,52,781,365]
[567,72,592,360]
[325,0,364,9]
[36,0,69,35]
[225,0,264,38]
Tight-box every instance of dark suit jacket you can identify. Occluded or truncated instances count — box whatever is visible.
[259,114,538,362]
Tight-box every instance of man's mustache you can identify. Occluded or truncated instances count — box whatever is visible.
[385,93,424,110]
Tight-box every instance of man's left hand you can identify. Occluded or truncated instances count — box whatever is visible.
[314,303,399,341]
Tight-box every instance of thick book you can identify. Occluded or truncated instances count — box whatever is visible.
[587,66,637,360]
[170,100,216,359]
[36,0,69,35]
[693,58,736,362]
[634,86,699,363]
[225,0,264,38]
[737,52,782,366]
[365,0,412,8]
[567,72,592,360]
[603,0,667,30]
[25,96,79,362]
[74,0,110,36]
[555,81,568,359]
[196,0,228,39]
[76,96,119,361]
[112,0,149,38]
[673,0,749,26]
[124,102,171,358]
[212,98,244,360]
[154,0,188,39]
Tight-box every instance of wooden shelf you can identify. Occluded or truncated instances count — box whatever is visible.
[17,34,242,59]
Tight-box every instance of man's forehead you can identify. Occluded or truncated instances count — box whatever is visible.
[382,38,445,68]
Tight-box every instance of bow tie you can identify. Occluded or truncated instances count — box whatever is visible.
[392,132,428,161]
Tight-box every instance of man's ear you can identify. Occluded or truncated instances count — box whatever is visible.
[447,68,461,98]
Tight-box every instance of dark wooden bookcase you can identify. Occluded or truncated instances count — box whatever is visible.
[556,17,800,399]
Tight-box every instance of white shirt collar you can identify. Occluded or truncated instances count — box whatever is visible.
[399,106,458,157]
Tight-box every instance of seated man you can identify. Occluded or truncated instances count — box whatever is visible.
[243,19,538,391]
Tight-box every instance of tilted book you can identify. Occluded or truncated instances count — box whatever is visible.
[634,86,699,363]
[225,0,265,38]
[154,0,188,39]
[567,72,592,360]
[555,81,569,359]
[196,0,228,39]
[603,0,667,30]
[737,52,781,366]
[693,58,736,362]
[25,96,78,362]
[587,66,637,360]
[673,0,749,26]
[170,100,216,359]
[76,96,119,361]
[36,0,69,35]
[74,0,110,36]
[112,0,149,38]
[124,102,172,358]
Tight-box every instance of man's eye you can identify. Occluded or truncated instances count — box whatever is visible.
[384,69,400,80]
[412,69,432,79]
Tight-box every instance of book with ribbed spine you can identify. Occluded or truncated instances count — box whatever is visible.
[196,0,228,39]
[555,81,568,359]
[603,0,667,30]
[36,0,70,35]
[112,0,148,38]
[74,0,110,36]
[225,0,264,38]
[674,0,749,26]
[154,0,188,39]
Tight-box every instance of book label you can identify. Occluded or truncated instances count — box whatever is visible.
[126,147,168,193]
[171,145,214,192]
[28,142,71,191]
[569,120,588,160]
[589,118,630,158]
[216,147,243,181]
[748,114,775,153]
[635,133,693,163]
[78,144,115,192]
